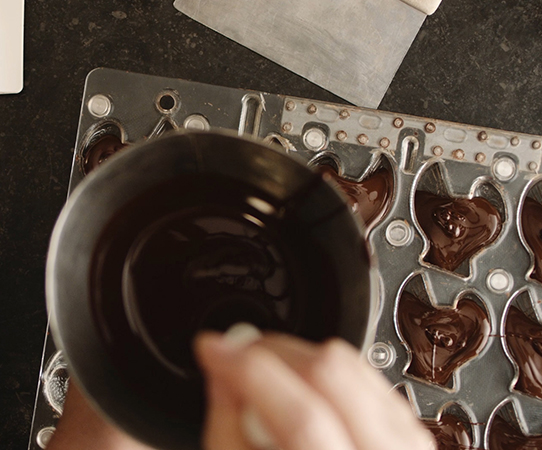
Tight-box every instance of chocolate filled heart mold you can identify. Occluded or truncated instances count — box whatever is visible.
[415,191,502,272]
[423,414,472,450]
[318,165,393,230]
[489,415,542,450]
[398,291,490,387]
[521,196,542,284]
[505,305,542,400]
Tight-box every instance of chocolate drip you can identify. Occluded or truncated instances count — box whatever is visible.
[489,415,542,450]
[423,415,472,450]
[415,191,502,272]
[83,135,127,174]
[318,166,393,230]
[397,292,490,386]
[522,197,542,284]
[506,305,542,400]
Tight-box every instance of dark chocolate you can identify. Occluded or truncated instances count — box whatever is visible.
[397,292,490,386]
[506,305,542,400]
[318,165,393,230]
[423,415,472,450]
[489,415,542,450]
[415,191,502,272]
[522,197,542,284]
[83,135,127,174]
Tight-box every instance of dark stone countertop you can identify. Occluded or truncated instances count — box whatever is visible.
[1,0,541,448]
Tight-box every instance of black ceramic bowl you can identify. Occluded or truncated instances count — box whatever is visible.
[46,131,372,449]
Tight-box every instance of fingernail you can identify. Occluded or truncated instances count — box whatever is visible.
[242,407,277,450]
[224,322,262,349]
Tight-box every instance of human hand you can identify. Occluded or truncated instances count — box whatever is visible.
[195,331,435,450]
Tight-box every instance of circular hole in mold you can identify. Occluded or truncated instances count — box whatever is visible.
[503,291,542,401]
[487,400,542,449]
[311,154,394,232]
[396,274,491,389]
[520,180,542,285]
[422,403,475,450]
[155,90,180,114]
[414,162,504,276]
[80,122,128,175]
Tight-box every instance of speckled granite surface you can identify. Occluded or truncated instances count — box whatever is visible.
[0,1,541,448]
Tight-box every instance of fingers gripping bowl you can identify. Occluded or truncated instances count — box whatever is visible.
[46,131,374,449]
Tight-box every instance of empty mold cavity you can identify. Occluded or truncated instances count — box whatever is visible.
[311,154,394,231]
[80,122,127,175]
[396,274,490,389]
[415,163,504,276]
[503,291,542,401]
[520,180,542,284]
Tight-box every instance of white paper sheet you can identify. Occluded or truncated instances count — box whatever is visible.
[0,0,25,94]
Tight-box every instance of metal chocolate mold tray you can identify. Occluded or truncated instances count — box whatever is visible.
[29,68,542,450]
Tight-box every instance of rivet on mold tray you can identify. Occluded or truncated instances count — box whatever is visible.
[357,134,369,145]
[425,122,436,133]
[368,342,396,369]
[88,94,112,118]
[487,269,513,293]
[393,117,404,128]
[510,136,520,146]
[285,100,295,111]
[478,131,488,141]
[307,104,317,114]
[336,130,347,141]
[282,122,293,133]
[339,109,350,120]
[432,146,443,156]
[475,152,486,163]
[529,161,538,172]
[532,140,542,150]
[303,127,327,151]
[452,149,465,160]
[379,137,390,148]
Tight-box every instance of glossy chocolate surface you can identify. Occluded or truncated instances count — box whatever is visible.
[506,305,542,400]
[522,197,542,284]
[398,292,490,386]
[415,191,502,272]
[318,165,393,230]
[423,415,472,450]
[83,135,127,174]
[489,415,542,450]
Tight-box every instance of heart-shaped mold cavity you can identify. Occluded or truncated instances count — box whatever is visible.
[521,183,542,284]
[315,155,394,231]
[488,412,542,450]
[81,122,128,175]
[397,278,490,387]
[415,164,503,273]
[504,293,542,400]
[423,414,473,450]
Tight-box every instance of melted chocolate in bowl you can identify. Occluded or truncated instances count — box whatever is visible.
[423,415,472,450]
[522,197,542,284]
[397,292,490,386]
[318,165,393,230]
[90,173,343,425]
[83,135,127,174]
[505,305,542,399]
[489,415,542,450]
[415,191,502,272]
